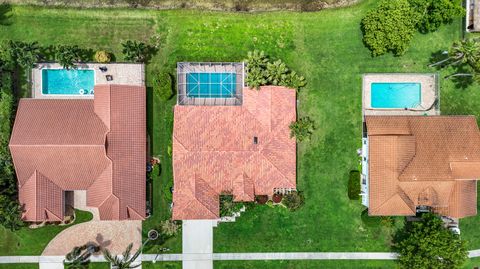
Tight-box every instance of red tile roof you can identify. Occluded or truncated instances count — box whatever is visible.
[10,85,146,222]
[366,116,480,218]
[172,86,296,220]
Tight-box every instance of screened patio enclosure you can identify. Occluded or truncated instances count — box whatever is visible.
[177,62,244,106]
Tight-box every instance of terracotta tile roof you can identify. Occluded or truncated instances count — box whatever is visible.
[172,86,296,220]
[366,116,480,218]
[10,85,146,222]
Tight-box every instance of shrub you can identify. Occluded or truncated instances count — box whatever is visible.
[160,220,180,237]
[121,40,149,63]
[8,40,41,68]
[361,0,418,56]
[94,50,111,63]
[272,194,283,203]
[0,42,23,230]
[152,72,173,101]
[266,59,289,86]
[219,195,246,217]
[282,71,306,91]
[395,213,467,269]
[245,50,306,91]
[245,50,268,89]
[255,195,268,204]
[348,170,360,200]
[282,191,304,211]
[289,116,315,142]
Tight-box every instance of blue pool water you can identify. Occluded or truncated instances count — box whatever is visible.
[42,69,95,95]
[371,82,421,108]
[186,72,236,98]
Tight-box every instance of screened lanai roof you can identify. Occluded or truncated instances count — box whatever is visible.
[177,62,244,106]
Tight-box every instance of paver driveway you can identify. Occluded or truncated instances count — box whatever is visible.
[42,220,142,256]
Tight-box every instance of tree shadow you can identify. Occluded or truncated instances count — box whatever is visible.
[428,50,450,70]
[95,233,112,252]
[446,65,475,90]
[144,45,159,64]
[391,217,410,252]
[0,3,12,26]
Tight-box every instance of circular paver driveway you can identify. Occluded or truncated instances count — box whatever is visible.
[42,220,142,256]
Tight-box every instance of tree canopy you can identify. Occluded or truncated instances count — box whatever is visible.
[395,213,468,269]
[409,0,464,33]
[361,0,418,57]
[362,0,464,56]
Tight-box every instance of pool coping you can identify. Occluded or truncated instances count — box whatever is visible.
[31,62,145,99]
[362,73,440,116]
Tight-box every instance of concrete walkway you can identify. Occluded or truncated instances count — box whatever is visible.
[2,249,480,264]
[182,220,216,269]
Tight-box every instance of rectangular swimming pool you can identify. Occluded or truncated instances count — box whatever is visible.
[371,82,421,109]
[42,69,95,95]
[186,72,236,98]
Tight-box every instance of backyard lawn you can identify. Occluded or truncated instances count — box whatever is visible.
[0,0,479,266]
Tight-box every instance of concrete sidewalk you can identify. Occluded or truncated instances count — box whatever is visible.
[1,250,480,264]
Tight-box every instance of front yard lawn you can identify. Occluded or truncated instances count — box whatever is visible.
[0,210,92,255]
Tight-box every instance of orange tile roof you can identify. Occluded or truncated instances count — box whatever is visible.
[10,85,146,222]
[172,86,296,220]
[366,116,480,218]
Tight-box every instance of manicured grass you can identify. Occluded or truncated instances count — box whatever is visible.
[0,0,478,266]
[0,264,38,269]
[464,257,480,269]
[0,210,92,255]
[142,261,182,268]
[214,260,397,269]
[460,184,480,250]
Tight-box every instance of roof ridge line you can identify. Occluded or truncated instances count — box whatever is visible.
[259,149,292,182]
[194,176,219,217]
[172,136,189,153]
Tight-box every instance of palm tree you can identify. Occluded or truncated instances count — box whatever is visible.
[8,41,41,69]
[429,39,480,68]
[64,244,97,269]
[429,39,480,81]
[103,243,141,269]
[55,45,85,70]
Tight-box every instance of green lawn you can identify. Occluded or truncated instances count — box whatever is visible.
[0,264,38,269]
[214,260,397,269]
[142,261,182,269]
[1,0,479,266]
[0,210,92,255]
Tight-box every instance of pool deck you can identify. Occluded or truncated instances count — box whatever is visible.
[31,63,145,99]
[362,73,439,116]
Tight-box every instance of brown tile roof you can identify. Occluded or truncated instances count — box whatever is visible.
[366,116,480,218]
[10,85,146,222]
[172,86,296,220]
